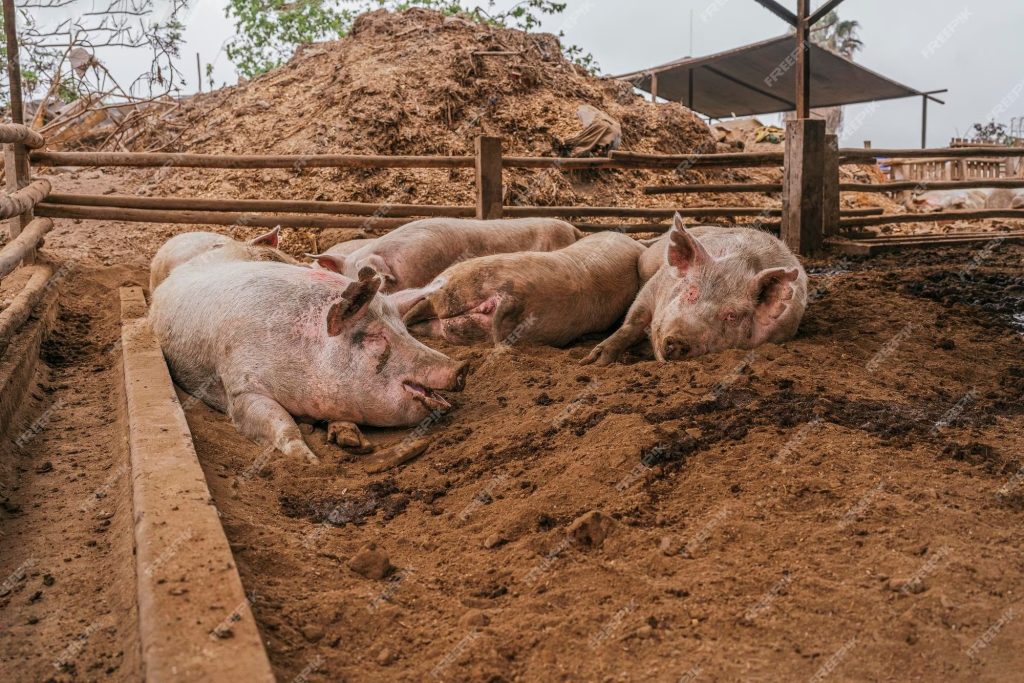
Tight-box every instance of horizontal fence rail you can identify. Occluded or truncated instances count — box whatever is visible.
[45,193,476,218]
[644,183,784,195]
[840,208,1024,229]
[0,179,50,219]
[840,178,1024,192]
[0,123,45,149]
[841,146,1024,160]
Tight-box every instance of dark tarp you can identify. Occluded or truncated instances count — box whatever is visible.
[615,34,922,119]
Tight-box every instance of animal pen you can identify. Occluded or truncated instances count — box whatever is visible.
[5,2,1024,680]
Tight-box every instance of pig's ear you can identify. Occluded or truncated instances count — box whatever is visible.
[325,268,381,336]
[249,225,280,247]
[306,252,346,274]
[748,267,800,345]
[666,214,711,276]
[354,254,397,288]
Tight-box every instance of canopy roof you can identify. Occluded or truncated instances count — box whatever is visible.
[615,34,924,119]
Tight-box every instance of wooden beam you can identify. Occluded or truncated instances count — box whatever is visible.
[0,217,52,279]
[45,193,475,218]
[752,0,798,26]
[474,135,503,219]
[650,72,658,103]
[33,204,413,230]
[30,150,476,169]
[830,232,1024,256]
[3,0,24,125]
[782,118,826,255]
[839,147,1024,160]
[644,183,784,195]
[795,0,811,119]
[0,178,50,219]
[823,134,840,236]
[609,150,785,168]
[839,209,1024,228]
[0,123,45,148]
[840,178,1024,192]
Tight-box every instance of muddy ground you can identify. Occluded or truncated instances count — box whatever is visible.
[1,172,1023,681]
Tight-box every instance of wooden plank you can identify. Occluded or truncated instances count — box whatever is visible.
[46,193,475,218]
[4,143,31,242]
[840,209,1024,229]
[475,135,503,219]
[574,221,781,235]
[782,119,826,255]
[118,287,274,683]
[643,183,784,195]
[823,134,840,236]
[610,150,785,168]
[841,147,1024,161]
[30,150,476,169]
[829,232,1024,256]
[841,178,1024,192]
[504,205,882,218]
[34,203,413,230]
[2,0,25,126]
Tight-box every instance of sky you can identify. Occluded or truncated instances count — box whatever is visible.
[30,0,1024,149]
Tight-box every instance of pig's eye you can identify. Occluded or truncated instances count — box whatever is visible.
[360,331,387,352]
[722,310,740,325]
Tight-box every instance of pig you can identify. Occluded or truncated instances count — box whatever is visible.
[905,189,987,213]
[149,260,468,464]
[388,232,645,347]
[308,217,582,292]
[309,237,377,274]
[582,215,808,365]
[149,226,295,291]
[984,188,1024,209]
[1014,194,1024,209]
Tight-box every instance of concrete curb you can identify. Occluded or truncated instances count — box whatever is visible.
[119,286,275,682]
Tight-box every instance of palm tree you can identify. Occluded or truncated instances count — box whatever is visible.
[793,10,864,135]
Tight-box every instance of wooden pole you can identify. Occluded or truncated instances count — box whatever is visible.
[839,208,1024,229]
[650,73,658,103]
[644,182,784,195]
[921,94,928,149]
[3,0,34,263]
[840,178,1024,192]
[822,134,840,236]
[474,135,503,219]
[795,0,811,119]
[782,118,826,255]
[196,52,202,93]
[3,0,24,125]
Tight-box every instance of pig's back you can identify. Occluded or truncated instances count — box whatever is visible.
[150,231,231,292]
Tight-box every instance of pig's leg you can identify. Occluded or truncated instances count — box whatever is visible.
[581,298,653,367]
[227,392,320,465]
[327,420,373,454]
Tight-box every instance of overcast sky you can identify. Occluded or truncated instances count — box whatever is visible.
[66,0,1024,148]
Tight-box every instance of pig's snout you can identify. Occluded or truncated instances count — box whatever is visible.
[662,337,692,360]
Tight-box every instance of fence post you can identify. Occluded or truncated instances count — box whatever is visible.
[822,134,839,238]
[782,119,825,255]
[3,0,35,263]
[475,135,503,220]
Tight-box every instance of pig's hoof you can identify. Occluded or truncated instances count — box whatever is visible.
[283,440,320,465]
[327,421,374,454]
[580,345,615,367]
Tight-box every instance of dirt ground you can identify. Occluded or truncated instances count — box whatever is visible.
[2,161,1023,681]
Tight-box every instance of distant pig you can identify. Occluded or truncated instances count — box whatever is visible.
[149,226,295,291]
[389,232,645,347]
[150,260,468,464]
[582,215,808,364]
[308,217,581,292]
[905,189,987,213]
[984,188,1024,209]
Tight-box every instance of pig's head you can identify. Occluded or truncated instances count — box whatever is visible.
[650,218,800,360]
[239,226,301,265]
[315,263,468,426]
[906,192,946,213]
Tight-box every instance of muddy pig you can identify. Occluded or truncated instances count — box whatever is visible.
[308,217,581,292]
[905,189,987,212]
[384,231,645,347]
[582,215,808,364]
[150,227,296,291]
[150,260,468,464]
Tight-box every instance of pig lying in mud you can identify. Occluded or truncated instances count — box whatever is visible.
[150,260,467,463]
[149,227,296,291]
[308,217,581,292]
[582,215,808,365]
[905,189,988,213]
[385,232,645,347]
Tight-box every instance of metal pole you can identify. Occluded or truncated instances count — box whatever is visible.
[196,52,202,93]
[921,95,928,149]
[795,0,811,119]
[3,0,25,124]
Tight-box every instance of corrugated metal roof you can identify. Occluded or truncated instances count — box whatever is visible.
[615,34,923,119]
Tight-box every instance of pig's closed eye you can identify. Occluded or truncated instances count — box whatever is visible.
[721,310,740,325]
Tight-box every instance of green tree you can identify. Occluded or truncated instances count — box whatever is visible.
[224,0,595,79]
